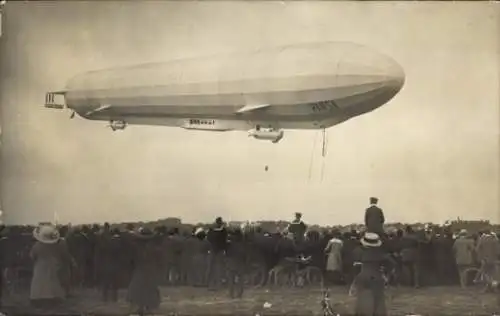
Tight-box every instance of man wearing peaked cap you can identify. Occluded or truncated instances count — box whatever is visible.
[364,197,385,237]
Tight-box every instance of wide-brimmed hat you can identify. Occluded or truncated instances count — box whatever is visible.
[33,224,60,244]
[194,227,205,236]
[360,232,382,247]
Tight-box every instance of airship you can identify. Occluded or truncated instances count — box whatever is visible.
[44,41,405,143]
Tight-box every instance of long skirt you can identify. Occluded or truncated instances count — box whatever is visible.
[30,259,65,301]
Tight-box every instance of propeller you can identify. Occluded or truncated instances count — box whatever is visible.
[106,123,116,131]
[106,120,126,131]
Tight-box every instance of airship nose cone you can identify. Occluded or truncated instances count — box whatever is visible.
[337,44,405,92]
[332,44,405,111]
[382,55,405,92]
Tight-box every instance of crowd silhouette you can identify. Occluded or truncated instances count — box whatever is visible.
[0,198,499,315]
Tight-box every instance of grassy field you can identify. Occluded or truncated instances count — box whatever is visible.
[3,286,500,315]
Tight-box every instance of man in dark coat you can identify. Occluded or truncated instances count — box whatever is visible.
[288,212,307,244]
[354,232,395,316]
[95,225,123,302]
[206,217,228,290]
[364,197,385,236]
[342,230,361,285]
[400,226,420,287]
[226,228,247,298]
[433,227,457,286]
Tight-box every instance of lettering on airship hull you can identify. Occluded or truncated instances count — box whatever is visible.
[182,118,228,131]
[311,100,339,113]
[189,119,216,126]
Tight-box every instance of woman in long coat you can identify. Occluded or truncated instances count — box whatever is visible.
[30,224,72,308]
[324,230,343,285]
[354,232,395,316]
[126,227,163,315]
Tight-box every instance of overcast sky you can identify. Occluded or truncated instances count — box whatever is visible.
[0,1,498,225]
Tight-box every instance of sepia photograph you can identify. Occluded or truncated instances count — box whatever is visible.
[0,1,498,315]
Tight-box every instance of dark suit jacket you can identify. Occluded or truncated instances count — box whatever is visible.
[364,205,385,234]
